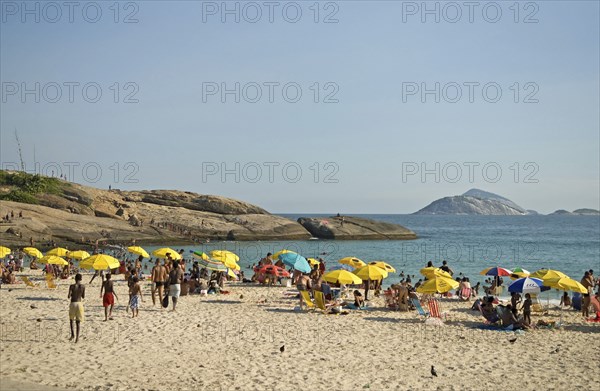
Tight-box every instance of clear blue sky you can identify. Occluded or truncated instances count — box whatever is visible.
[1,1,598,214]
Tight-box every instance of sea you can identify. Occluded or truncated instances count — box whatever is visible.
[137,214,600,295]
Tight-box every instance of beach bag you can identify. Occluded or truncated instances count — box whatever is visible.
[162,293,169,308]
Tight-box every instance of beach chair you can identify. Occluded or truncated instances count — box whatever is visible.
[459,287,472,301]
[45,273,58,289]
[530,294,544,313]
[314,291,334,314]
[411,298,430,317]
[299,290,315,310]
[427,298,446,320]
[21,276,39,288]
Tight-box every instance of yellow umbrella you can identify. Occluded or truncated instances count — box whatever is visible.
[530,269,569,280]
[80,254,120,270]
[127,246,150,258]
[416,276,459,294]
[323,270,362,285]
[0,246,11,258]
[67,250,91,260]
[420,267,452,279]
[272,249,296,259]
[46,247,69,257]
[544,277,588,294]
[369,261,396,273]
[210,254,240,270]
[152,248,182,260]
[339,257,366,269]
[23,247,43,258]
[353,264,388,281]
[37,255,68,266]
[307,258,320,266]
[210,250,240,262]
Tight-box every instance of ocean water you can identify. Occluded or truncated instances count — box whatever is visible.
[139,214,600,289]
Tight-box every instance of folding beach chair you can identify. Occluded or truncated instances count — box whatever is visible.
[21,276,39,288]
[45,273,58,289]
[530,294,544,313]
[314,291,335,314]
[459,287,472,301]
[427,298,446,320]
[411,298,430,317]
[299,290,315,310]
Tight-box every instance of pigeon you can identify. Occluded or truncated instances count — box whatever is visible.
[508,337,517,344]
[30,305,37,309]
[8,289,12,292]
[239,294,244,299]
[36,318,41,322]
[431,365,437,377]
[280,345,285,353]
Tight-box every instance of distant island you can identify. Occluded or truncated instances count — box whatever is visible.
[414,188,598,216]
[0,170,416,248]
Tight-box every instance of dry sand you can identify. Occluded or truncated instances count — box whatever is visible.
[1,271,599,391]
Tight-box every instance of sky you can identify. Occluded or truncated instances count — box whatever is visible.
[0,0,598,214]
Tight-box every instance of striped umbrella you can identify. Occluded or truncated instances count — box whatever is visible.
[480,266,513,276]
[508,277,550,294]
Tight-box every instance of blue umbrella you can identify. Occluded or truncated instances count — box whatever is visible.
[508,277,550,294]
[278,252,311,274]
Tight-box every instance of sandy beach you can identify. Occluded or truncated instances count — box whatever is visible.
[1,271,599,391]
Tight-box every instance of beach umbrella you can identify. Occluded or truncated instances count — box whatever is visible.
[127,246,150,258]
[339,257,366,269]
[272,249,296,258]
[369,261,396,273]
[255,265,290,278]
[197,258,228,272]
[530,269,569,280]
[307,258,320,266]
[210,253,240,270]
[416,276,459,294]
[278,252,311,274]
[544,277,588,294]
[420,267,452,279]
[66,250,91,260]
[191,250,209,261]
[323,270,362,285]
[152,247,182,260]
[329,264,353,272]
[353,264,388,281]
[480,267,513,276]
[80,254,120,270]
[46,247,69,257]
[0,246,11,258]
[508,277,550,294]
[210,250,240,262]
[510,267,531,280]
[23,247,43,258]
[37,255,68,266]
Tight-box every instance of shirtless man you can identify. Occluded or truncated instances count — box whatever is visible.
[100,273,118,321]
[68,273,85,343]
[168,261,183,311]
[581,271,594,318]
[151,259,167,306]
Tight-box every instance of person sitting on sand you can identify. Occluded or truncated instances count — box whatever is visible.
[129,276,142,318]
[68,273,85,343]
[560,292,572,308]
[353,290,365,308]
[523,293,532,325]
[100,273,118,321]
[480,296,499,323]
[198,277,209,296]
[29,259,38,270]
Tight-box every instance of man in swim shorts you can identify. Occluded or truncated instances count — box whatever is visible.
[68,273,85,343]
[100,273,118,321]
[151,259,167,306]
[168,260,183,311]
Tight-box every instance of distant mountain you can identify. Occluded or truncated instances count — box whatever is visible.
[549,208,599,216]
[526,210,541,215]
[414,189,528,215]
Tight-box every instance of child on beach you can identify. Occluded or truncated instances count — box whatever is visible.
[68,273,85,343]
[523,293,532,326]
[129,276,142,318]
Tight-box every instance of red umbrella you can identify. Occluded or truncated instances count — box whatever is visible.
[480,266,513,276]
[255,265,290,278]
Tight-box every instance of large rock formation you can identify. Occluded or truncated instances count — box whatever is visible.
[414,189,528,215]
[297,216,417,240]
[0,170,417,247]
[549,208,599,216]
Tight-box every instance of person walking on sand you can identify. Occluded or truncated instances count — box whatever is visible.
[100,273,117,321]
[168,260,183,311]
[68,273,85,343]
[581,271,594,318]
[129,276,142,318]
[151,259,167,306]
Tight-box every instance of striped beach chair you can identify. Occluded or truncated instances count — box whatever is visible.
[427,298,446,320]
